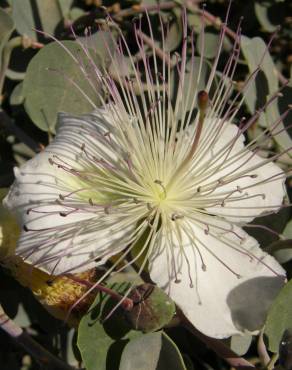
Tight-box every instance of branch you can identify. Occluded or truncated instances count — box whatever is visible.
[113,1,176,20]
[0,304,76,370]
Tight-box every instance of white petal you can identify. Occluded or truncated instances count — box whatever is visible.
[3,111,134,275]
[205,154,285,223]
[195,121,285,222]
[149,217,285,338]
[48,110,124,167]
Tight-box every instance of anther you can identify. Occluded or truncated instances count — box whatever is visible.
[23,224,28,232]
[48,158,54,165]
[236,186,242,193]
[147,203,154,211]
[174,279,181,284]
[171,213,184,221]
[89,198,93,206]
[59,194,65,200]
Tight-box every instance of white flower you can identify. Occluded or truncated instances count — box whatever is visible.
[3,12,288,338]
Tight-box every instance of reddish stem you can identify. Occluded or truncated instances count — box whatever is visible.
[65,274,134,311]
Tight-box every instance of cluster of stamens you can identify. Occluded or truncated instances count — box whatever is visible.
[9,3,290,313]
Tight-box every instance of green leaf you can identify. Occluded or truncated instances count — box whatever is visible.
[125,284,175,333]
[12,0,37,39]
[241,36,292,155]
[0,7,14,68]
[22,40,102,132]
[69,7,85,22]
[197,31,219,59]
[77,282,141,370]
[12,0,70,38]
[265,279,292,353]
[10,81,24,106]
[36,0,64,36]
[270,220,292,264]
[119,331,187,370]
[254,2,277,33]
[187,13,201,33]
[170,57,211,120]
[164,8,183,52]
[0,188,19,258]
[241,36,278,116]
[230,334,252,356]
[58,0,73,18]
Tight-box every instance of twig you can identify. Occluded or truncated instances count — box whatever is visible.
[113,1,176,20]
[135,29,175,68]
[182,317,256,369]
[65,274,134,311]
[0,304,76,370]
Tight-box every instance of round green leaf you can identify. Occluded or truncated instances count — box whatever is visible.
[23,40,102,132]
[241,36,292,155]
[125,284,175,333]
[265,279,292,353]
[119,331,187,370]
[197,31,219,59]
[77,282,141,370]
[12,0,71,38]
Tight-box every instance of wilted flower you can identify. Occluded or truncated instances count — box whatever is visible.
[3,9,288,338]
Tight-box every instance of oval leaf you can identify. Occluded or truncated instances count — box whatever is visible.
[265,279,292,353]
[125,284,175,333]
[77,282,141,370]
[241,36,292,154]
[0,7,14,67]
[119,331,187,370]
[23,40,102,132]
